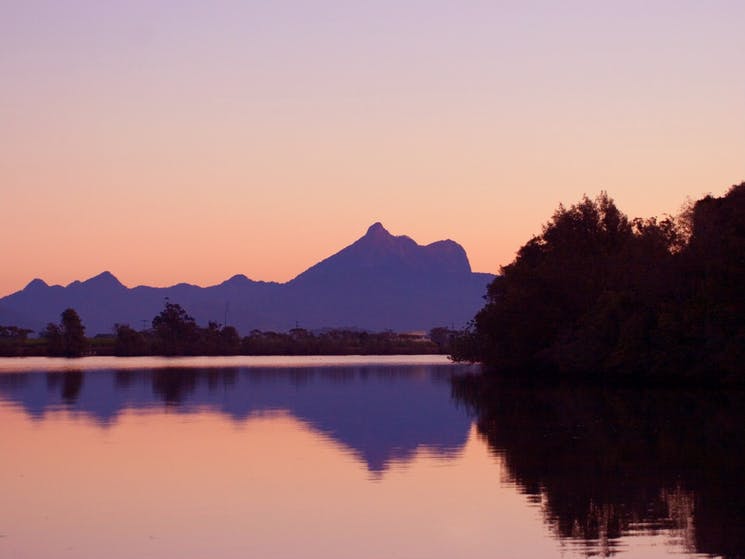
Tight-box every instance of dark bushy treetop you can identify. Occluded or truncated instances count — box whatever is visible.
[453,183,745,384]
[41,308,88,357]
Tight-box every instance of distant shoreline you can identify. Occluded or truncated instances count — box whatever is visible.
[0,354,460,373]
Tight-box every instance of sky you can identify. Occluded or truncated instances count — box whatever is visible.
[1,0,743,296]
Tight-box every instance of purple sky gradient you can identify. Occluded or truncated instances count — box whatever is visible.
[1,1,743,294]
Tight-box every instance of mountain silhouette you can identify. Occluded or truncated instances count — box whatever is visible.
[294,222,472,283]
[0,223,493,335]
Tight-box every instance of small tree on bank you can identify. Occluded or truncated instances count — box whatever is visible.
[152,301,198,355]
[42,308,88,357]
[113,323,147,356]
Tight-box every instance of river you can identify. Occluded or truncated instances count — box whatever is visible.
[0,356,741,558]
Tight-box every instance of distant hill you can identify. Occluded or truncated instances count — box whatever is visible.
[0,223,494,335]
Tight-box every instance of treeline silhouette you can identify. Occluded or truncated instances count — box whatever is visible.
[0,325,34,356]
[451,374,745,558]
[0,302,458,357]
[453,182,745,384]
[0,308,89,357]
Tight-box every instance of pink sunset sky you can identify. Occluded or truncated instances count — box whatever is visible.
[1,1,743,297]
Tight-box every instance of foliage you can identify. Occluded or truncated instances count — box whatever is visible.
[428,327,459,353]
[113,324,147,356]
[241,328,438,355]
[456,184,745,383]
[60,308,88,357]
[107,303,439,356]
[40,308,88,357]
[0,325,33,356]
[151,302,199,356]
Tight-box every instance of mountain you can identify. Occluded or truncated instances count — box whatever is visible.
[0,223,494,335]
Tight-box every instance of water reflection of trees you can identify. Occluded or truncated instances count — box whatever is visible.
[151,369,199,405]
[46,371,84,404]
[452,375,745,558]
[150,368,240,405]
[146,365,454,405]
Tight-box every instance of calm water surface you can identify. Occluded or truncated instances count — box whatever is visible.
[0,356,742,558]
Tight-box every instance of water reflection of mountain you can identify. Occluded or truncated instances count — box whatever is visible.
[452,376,745,558]
[0,365,472,473]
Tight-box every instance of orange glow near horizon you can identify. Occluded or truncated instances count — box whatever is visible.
[1,2,743,296]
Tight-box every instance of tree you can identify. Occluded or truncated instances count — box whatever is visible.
[42,309,87,357]
[468,193,633,373]
[152,302,198,355]
[429,327,458,353]
[0,325,33,356]
[41,323,64,356]
[114,323,147,356]
[677,182,745,378]
[460,192,687,380]
[457,185,745,383]
[60,308,87,357]
[218,325,241,355]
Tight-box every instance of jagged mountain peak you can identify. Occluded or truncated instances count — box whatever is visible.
[219,274,253,287]
[360,222,416,243]
[24,278,49,290]
[292,223,472,285]
[358,222,415,248]
[365,222,390,237]
[356,221,418,246]
[81,271,125,289]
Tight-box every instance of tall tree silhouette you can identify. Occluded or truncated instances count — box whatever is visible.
[42,308,87,357]
[60,308,87,357]
[455,184,745,383]
[152,301,198,355]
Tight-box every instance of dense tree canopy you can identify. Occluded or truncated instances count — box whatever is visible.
[41,308,88,357]
[0,325,33,356]
[454,183,745,384]
[112,304,241,356]
[151,301,199,356]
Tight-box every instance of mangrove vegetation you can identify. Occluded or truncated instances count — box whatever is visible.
[452,182,745,384]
